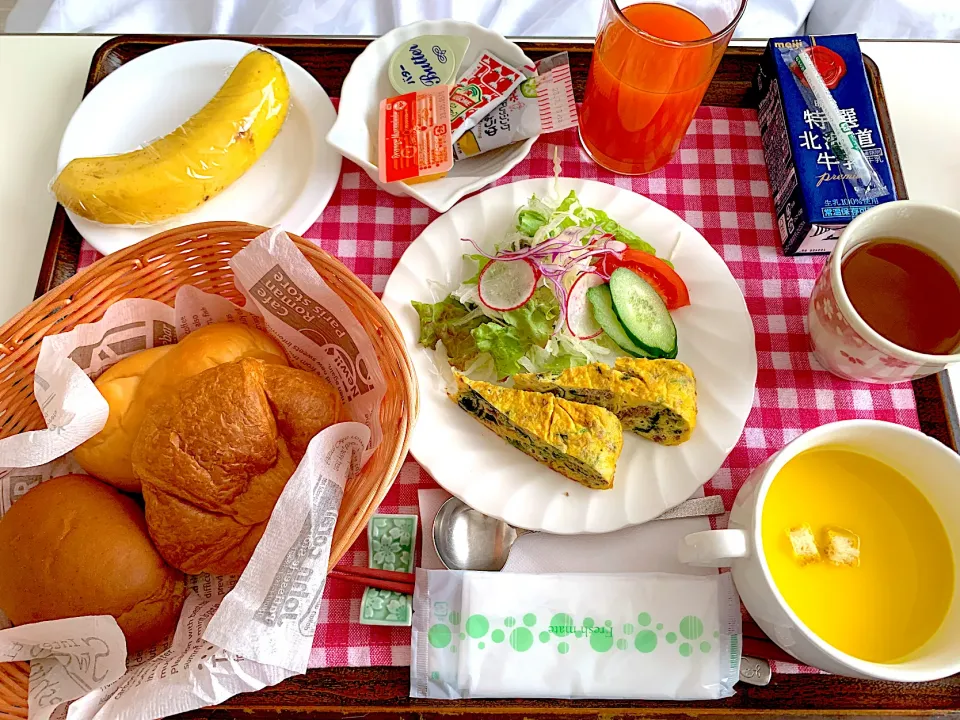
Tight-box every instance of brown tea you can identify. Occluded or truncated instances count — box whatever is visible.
[841,238,960,355]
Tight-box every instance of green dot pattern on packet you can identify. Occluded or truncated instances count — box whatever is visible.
[550,613,574,637]
[616,639,628,650]
[465,614,489,639]
[459,632,465,640]
[679,642,693,657]
[448,612,460,625]
[504,616,516,628]
[523,613,537,627]
[510,627,534,652]
[680,616,704,640]
[623,623,634,635]
[635,630,657,653]
[637,612,651,626]
[666,632,677,644]
[701,641,711,653]
[428,624,451,649]
[558,642,570,654]
[583,617,594,628]
[604,620,612,628]
[539,631,550,643]
[491,629,505,643]
[590,629,614,653]
[714,630,720,638]
[657,623,664,631]
[478,642,485,649]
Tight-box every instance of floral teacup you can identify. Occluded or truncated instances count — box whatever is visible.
[808,201,960,383]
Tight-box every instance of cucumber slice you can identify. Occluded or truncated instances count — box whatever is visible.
[608,267,678,359]
[586,284,654,358]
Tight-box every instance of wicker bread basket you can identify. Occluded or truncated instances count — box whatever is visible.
[0,221,419,718]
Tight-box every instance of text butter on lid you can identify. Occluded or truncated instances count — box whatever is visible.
[378,85,454,185]
[388,35,471,94]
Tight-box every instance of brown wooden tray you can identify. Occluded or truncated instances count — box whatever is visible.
[38,36,960,718]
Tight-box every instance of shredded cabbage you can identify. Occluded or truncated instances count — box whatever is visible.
[417,187,658,378]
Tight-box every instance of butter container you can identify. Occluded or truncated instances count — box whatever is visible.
[388,35,470,93]
[755,34,897,255]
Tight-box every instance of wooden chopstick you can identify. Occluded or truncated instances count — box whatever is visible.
[739,618,808,664]
[742,618,773,640]
[328,565,415,595]
[742,636,801,665]
[334,564,415,584]
[328,571,414,594]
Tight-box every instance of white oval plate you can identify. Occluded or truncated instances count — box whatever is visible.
[382,178,757,534]
[57,39,341,255]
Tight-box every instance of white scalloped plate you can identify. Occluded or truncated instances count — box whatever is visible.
[382,178,757,534]
[58,39,341,256]
[326,20,536,213]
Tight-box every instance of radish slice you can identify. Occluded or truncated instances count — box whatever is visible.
[478,259,539,311]
[566,272,606,339]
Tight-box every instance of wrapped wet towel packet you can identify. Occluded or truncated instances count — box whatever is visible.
[411,570,742,700]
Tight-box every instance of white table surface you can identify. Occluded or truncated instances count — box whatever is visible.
[0,34,957,404]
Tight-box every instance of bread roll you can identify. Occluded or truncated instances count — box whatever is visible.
[133,357,343,575]
[75,324,288,491]
[0,474,185,653]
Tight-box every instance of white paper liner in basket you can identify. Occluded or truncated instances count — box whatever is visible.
[0,227,385,720]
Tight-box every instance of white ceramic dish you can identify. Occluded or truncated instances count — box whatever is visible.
[382,178,758,534]
[57,39,341,256]
[809,201,960,382]
[680,420,960,681]
[326,20,537,213]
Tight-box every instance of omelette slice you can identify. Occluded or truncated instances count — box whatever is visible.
[512,358,697,446]
[450,373,622,490]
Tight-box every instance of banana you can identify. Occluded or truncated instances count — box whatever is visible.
[53,49,291,225]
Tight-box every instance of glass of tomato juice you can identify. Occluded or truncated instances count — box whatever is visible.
[580,0,747,175]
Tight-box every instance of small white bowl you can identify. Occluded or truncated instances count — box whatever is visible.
[326,20,537,213]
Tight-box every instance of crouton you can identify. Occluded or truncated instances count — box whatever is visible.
[824,527,860,567]
[787,524,820,565]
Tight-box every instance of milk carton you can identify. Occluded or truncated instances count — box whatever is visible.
[755,34,897,255]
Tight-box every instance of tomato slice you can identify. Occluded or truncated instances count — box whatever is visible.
[600,249,690,310]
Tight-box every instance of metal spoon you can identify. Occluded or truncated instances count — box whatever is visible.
[433,495,725,571]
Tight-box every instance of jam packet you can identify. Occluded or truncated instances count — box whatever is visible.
[411,570,741,700]
[448,52,526,142]
[378,85,454,185]
[453,53,578,161]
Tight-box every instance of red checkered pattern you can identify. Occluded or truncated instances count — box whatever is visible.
[77,106,918,674]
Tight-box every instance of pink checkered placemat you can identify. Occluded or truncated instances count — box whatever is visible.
[76,105,919,674]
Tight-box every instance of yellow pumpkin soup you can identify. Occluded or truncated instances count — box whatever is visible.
[761,447,954,663]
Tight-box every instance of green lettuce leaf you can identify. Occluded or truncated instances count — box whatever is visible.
[557,189,579,214]
[527,345,586,373]
[591,210,660,257]
[411,297,484,370]
[472,323,528,377]
[501,286,560,348]
[548,190,662,258]
[470,288,562,377]
[517,208,549,237]
[463,254,492,285]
